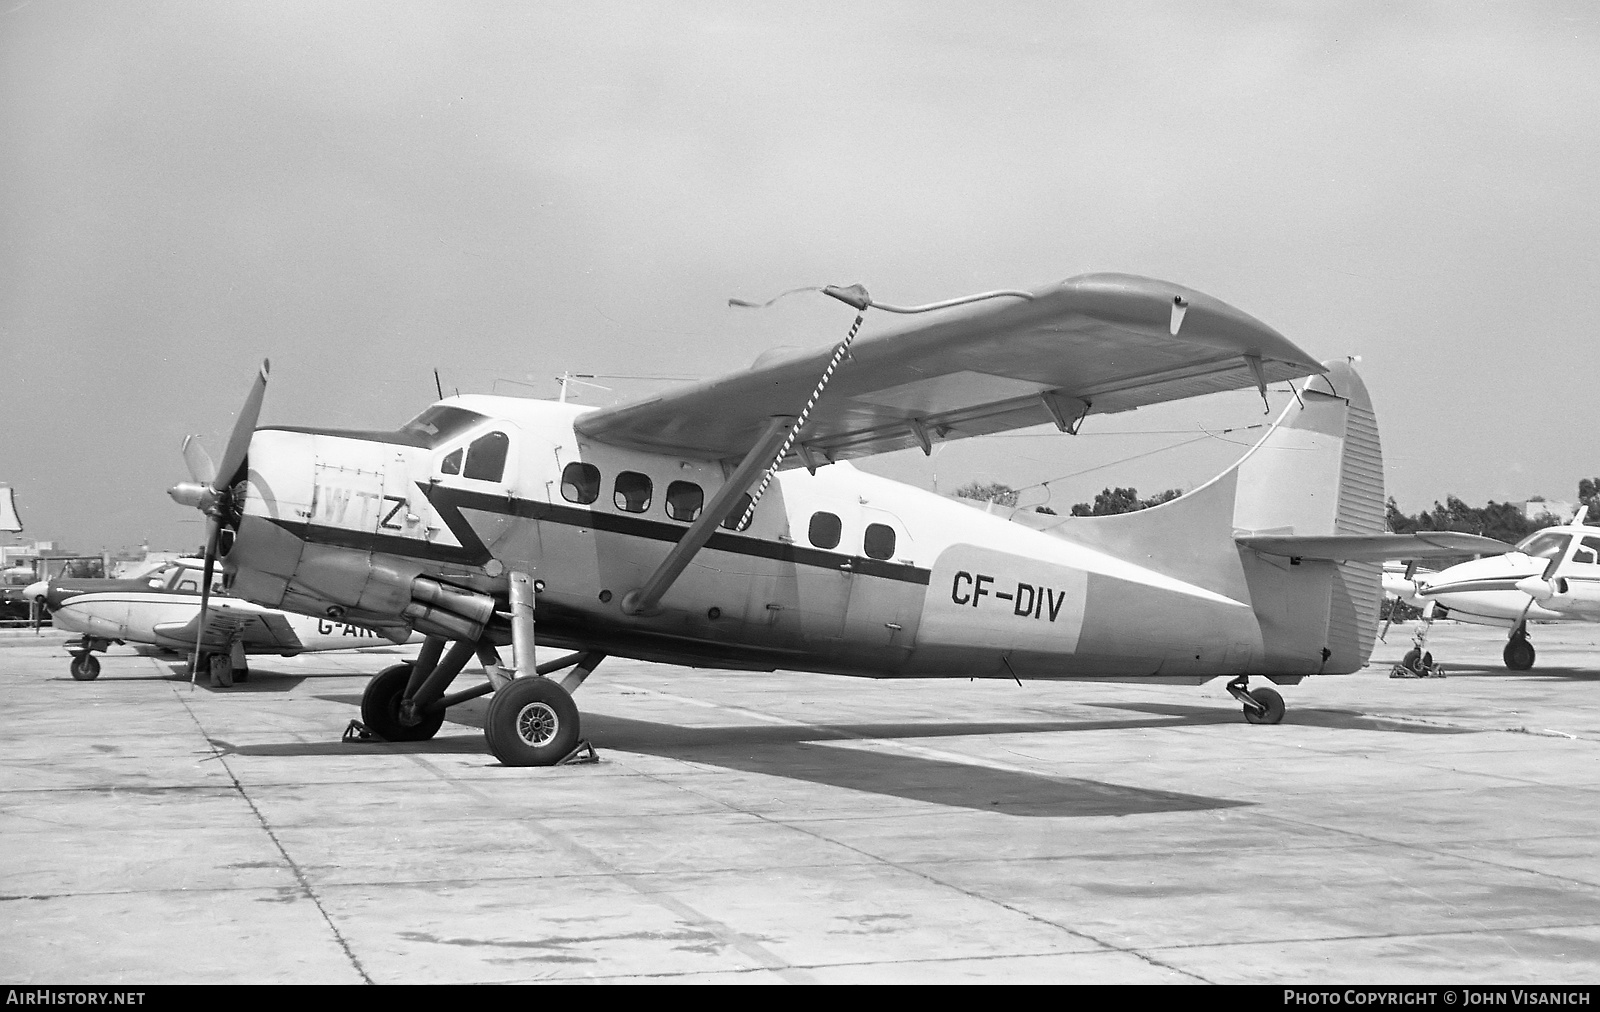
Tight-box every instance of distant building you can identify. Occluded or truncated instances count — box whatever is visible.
[1522,499,1577,522]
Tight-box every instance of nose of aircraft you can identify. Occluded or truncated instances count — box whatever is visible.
[23,580,46,602]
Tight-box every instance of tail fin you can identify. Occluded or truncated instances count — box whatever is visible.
[1234,359,1385,671]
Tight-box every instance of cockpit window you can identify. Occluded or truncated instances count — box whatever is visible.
[463,431,509,482]
[1515,531,1570,560]
[441,449,463,475]
[399,405,492,447]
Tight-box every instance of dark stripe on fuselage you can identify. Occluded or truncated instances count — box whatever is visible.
[264,483,932,585]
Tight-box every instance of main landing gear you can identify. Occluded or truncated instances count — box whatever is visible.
[353,572,606,766]
[1225,675,1285,724]
[189,639,249,687]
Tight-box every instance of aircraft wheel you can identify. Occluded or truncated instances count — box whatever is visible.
[360,662,443,742]
[69,655,100,681]
[485,677,580,767]
[1243,686,1285,725]
[1503,637,1535,671]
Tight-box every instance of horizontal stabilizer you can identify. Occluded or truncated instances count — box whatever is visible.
[577,273,1325,464]
[1237,531,1513,562]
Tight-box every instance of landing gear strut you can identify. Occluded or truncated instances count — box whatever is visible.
[1503,623,1535,671]
[351,571,603,766]
[1226,675,1285,725]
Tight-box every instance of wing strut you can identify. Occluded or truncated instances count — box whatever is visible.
[621,416,795,617]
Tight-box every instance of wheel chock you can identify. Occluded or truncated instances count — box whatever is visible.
[1389,662,1446,679]
[342,719,379,743]
[557,739,599,765]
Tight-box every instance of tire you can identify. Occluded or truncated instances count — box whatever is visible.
[70,655,100,681]
[484,678,580,767]
[1244,686,1285,725]
[1503,638,1535,671]
[359,662,443,742]
[1401,648,1422,674]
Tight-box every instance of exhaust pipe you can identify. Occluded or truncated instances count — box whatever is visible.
[403,576,497,642]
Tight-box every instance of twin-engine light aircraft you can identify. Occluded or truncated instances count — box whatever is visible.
[29,560,410,684]
[1405,508,1600,671]
[168,273,1508,765]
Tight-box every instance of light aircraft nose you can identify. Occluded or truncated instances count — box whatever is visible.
[23,581,46,601]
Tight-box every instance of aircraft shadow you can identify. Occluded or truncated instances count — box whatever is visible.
[248,694,1255,818]
[1085,701,1481,734]
[1424,665,1600,682]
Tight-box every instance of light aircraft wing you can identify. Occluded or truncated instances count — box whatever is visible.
[153,601,306,652]
[575,273,1326,464]
[1238,532,1514,562]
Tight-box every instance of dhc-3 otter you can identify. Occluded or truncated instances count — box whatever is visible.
[167,273,1505,765]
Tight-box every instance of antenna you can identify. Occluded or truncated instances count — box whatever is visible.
[434,369,444,400]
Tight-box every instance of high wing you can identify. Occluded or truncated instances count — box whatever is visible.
[576,273,1327,465]
[1237,532,1515,562]
[152,600,306,652]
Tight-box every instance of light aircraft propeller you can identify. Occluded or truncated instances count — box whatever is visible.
[166,359,269,684]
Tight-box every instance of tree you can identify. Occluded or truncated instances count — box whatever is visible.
[1070,487,1182,517]
[953,481,1018,507]
[1386,495,1558,544]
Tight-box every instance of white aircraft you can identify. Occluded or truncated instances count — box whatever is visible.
[166,273,1508,764]
[1409,507,1600,670]
[29,559,410,684]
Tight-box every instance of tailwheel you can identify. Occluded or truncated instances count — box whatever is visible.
[485,677,580,767]
[360,662,444,742]
[1243,686,1285,725]
[1225,676,1286,725]
[1503,636,1535,671]
[69,654,100,681]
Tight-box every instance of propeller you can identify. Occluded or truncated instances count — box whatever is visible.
[167,360,270,684]
[1514,555,1568,604]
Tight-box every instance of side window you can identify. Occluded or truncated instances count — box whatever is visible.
[809,511,841,550]
[614,471,652,513]
[720,493,754,532]
[665,481,704,522]
[864,523,896,560]
[441,449,463,476]
[1576,536,1600,567]
[176,578,198,593]
[463,431,509,482]
[561,462,600,505]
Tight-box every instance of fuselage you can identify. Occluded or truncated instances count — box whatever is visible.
[36,562,398,653]
[222,386,1378,683]
[1418,525,1600,625]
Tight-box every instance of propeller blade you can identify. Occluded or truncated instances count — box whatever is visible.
[181,435,216,485]
[213,359,270,490]
[190,519,221,686]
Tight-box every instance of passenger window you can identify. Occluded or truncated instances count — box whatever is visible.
[561,462,600,504]
[1576,536,1600,566]
[809,511,841,549]
[665,481,704,521]
[177,579,198,593]
[463,431,509,482]
[720,493,755,532]
[864,523,896,560]
[441,449,463,475]
[614,471,652,513]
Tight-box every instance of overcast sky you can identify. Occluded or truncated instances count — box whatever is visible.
[4,1,1598,552]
